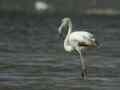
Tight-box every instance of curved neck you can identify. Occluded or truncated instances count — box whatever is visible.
[65,20,72,40]
[67,20,72,36]
[64,20,73,52]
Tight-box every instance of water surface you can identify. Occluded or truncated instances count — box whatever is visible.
[0,15,119,90]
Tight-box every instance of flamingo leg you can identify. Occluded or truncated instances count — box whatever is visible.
[81,66,87,80]
[79,50,87,80]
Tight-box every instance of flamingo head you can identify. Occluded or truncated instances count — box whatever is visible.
[58,17,71,39]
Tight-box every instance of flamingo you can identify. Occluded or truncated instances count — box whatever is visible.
[58,17,98,79]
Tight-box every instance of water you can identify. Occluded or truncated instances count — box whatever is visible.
[0,15,120,90]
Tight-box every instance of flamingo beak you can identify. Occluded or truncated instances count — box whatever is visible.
[58,22,65,34]
[58,21,66,39]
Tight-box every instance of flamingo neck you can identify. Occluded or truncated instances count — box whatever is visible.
[65,20,72,40]
[64,20,73,52]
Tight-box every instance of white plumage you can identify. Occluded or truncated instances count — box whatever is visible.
[58,17,97,79]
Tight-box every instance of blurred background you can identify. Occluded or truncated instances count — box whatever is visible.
[0,0,120,90]
[0,0,120,16]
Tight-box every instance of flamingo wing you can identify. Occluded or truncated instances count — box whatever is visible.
[69,31,96,48]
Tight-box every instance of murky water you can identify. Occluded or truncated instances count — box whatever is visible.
[0,15,120,90]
